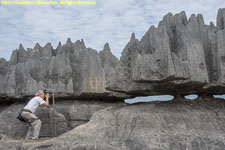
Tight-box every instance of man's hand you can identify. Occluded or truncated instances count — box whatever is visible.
[45,93,50,99]
[40,93,50,107]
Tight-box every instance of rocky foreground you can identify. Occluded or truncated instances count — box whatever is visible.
[1,97,225,150]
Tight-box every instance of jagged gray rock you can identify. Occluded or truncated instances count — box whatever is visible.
[0,39,131,102]
[107,8,225,96]
[217,8,225,30]
[1,9,225,99]
[99,43,119,81]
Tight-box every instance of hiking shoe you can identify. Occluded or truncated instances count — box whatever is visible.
[31,137,39,140]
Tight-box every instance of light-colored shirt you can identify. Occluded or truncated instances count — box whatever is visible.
[24,96,45,113]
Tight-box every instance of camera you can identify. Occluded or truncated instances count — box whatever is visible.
[43,89,52,96]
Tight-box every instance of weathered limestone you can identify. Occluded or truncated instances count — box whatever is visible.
[217,8,225,30]
[107,8,225,96]
[1,9,225,99]
[0,40,131,102]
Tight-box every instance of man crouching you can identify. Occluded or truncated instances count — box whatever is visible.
[21,90,49,141]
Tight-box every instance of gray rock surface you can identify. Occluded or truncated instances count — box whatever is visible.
[1,9,225,99]
[0,40,130,102]
[107,8,225,96]
[0,134,26,150]
[2,97,225,150]
[0,100,124,138]
[217,8,225,30]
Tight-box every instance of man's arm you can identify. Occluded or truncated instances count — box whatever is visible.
[40,93,50,107]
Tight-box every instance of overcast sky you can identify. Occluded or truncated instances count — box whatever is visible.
[0,0,225,61]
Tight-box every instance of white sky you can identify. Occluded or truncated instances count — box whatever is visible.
[0,0,225,60]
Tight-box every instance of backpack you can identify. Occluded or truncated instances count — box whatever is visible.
[16,97,32,123]
[16,110,27,123]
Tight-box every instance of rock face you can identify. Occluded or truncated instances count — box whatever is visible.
[107,8,225,96]
[2,97,225,150]
[1,9,225,99]
[0,100,124,138]
[0,40,130,102]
